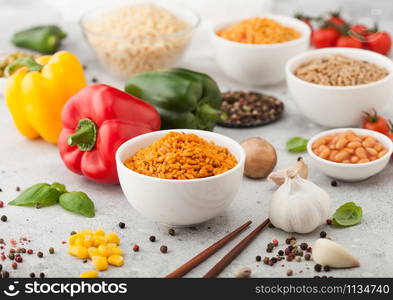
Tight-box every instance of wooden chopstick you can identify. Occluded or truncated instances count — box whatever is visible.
[165,220,252,278]
[203,218,270,278]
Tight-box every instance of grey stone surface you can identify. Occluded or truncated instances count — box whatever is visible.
[0,0,392,278]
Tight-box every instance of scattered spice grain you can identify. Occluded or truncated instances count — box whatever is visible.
[160,245,168,254]
[37,251,43,258]
[118,222,125,229]
[168,228,176,236]
[149,236,156,242]
[1,215,7,222]
[49,247,55,254]
[286,269,293,276]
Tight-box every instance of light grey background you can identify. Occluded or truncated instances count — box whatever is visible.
[0,0,392,278]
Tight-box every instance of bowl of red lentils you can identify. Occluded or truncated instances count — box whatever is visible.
[307,128,393,181]
[115,129,245,226]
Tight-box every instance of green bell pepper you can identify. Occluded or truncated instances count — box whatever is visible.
[11,25,67,54]
[125,68,222,131]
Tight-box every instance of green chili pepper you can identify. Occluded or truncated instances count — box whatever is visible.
[11,25,67,54]
[125,68,223,131]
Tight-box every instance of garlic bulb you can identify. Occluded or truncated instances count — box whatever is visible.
[268,158,308,186]
[313,238,360,268]
[269,169,330,233]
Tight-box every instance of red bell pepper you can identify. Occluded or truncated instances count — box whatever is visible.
[58,84,160,184]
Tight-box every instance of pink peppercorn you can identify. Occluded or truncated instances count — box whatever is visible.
[284,248,290,255]
[0,201,4,208]
[133,244,139,252]
[15,255,23,263]
[27,249,33,254]
[12,262,17,269]
[272,239,279,247]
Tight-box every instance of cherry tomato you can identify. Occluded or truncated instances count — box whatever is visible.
[328,14,346,26]
[312,28,340,48]
[387,120,393,140]
[350,24,368,35]
[366,32,392,55]
[336,35,363,48]
[362,110,389,134]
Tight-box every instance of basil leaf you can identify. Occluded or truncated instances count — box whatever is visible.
[8,183,61,207]
[59,192,95,218]
[51,182,67,194]
[286,137,309,153]
[332,202,362,227]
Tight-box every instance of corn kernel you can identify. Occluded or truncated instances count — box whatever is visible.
[108,255,124,267]
[75,237,84,246]
[68,245,88,259]
[83,236,94,248]
[92,256,108,271]
[88,247,99,258]
[68,233,82,245]
[80,229,93,235]
[98,245,111,257]
[94,229,105,236]
[80,270,99,278]
[110,247,123,256]
[93,236,106,247]
[105,232,120,245]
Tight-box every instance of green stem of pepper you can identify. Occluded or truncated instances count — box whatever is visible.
[67,118,98,151]
[4,57,43,76]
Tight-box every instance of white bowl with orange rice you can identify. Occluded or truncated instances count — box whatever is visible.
[210,15,311,85]
[115,129,245,226]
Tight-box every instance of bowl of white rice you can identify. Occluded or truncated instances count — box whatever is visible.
[81,2,200,78]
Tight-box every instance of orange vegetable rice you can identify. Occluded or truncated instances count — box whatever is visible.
[216,17,300,44]
[124,132,238,179]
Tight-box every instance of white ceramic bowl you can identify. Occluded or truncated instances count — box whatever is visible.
[307,128,393,181]
[286,47,393,127]
[115,129,245,226]
[210,14,311,85]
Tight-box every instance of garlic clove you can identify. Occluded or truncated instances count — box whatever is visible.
[312,238,360,268]
[268,158,308,186]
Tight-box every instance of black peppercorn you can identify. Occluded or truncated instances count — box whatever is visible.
[160,245,168,253]
[305,253,311,261]
[168,228,176,236]
[271,257,277,263]
[256,255,261,262]
[278,250,284,256]
[331,180,338,187]
[320,231,327,238]
[2,271,9,278]
[326,219,332,225]
[314,264,322,272]
[0,264,2,272]
[300,243,308,250]
[149,235,156,242]
[70,231,77,236]
[30,272,35,278]
[297,156,303,161]
[37,251,43,258]
[91,77,98,83]
[1,215,7,222]
[16,186,20,192]
[118,222,125,229]
[39,272,45,278]
[323,265,330,272]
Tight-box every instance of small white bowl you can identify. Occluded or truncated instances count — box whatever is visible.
[210,14,311,85]
[307,128,393,181]
[115,129,245,226]
[286,47,393,127]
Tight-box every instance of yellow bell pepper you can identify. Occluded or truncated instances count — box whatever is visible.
[5,51,87,144]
